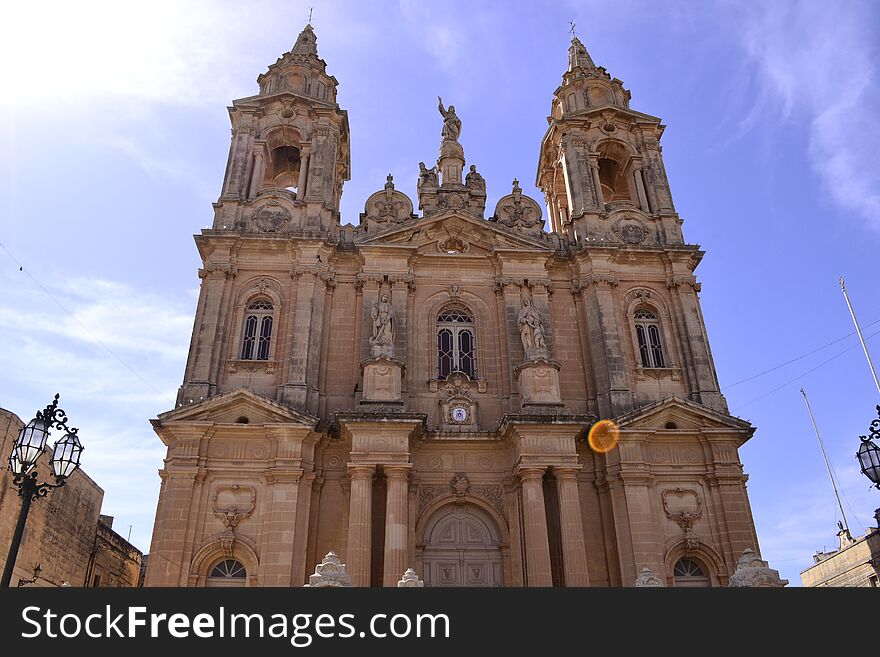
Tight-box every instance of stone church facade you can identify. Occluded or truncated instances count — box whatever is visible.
[144,26,760,587]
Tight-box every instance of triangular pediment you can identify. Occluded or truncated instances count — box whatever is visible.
[616,396,753,435]
[156,388,319,427]
[231,90,338,111]
[357,210,555,253]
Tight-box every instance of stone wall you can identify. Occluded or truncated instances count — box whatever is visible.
[801,530,880,587]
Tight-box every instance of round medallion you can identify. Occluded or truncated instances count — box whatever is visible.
[254,202,290,232]
[450,405,469,424]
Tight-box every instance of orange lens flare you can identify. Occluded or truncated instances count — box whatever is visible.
[587,420,620,453]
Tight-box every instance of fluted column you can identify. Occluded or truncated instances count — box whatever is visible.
[346,464,375,587]
[555,467,590,586]
[518,466,553,586]
[382,465,411,587]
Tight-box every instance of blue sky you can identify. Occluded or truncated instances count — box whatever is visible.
[1,0,879,586]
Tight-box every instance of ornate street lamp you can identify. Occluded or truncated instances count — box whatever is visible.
[857,405,880,489]
[1,395,83,587]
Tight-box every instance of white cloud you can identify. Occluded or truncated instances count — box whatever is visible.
[735,0,880,229]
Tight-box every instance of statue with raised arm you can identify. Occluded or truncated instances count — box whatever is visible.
[438,96,462,142]
[370,294,396,357]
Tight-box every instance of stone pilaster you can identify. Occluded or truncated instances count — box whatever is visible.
[261,469,305,586]
[220,118,257,199]
[179,262,234,404]
[581,274,632,416]
[346,464,375,587]
[144,466,198,586]
[382,465,411,587]
[667,277,725,411]
[640,137,675,213]
[554,467,590,586]
[517,466,553,586]
[283,266,328,410]
[559,137,597,218]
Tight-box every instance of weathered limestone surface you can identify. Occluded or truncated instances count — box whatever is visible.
[145,27,763,589]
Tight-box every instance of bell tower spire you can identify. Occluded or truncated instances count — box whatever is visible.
[211,24,351,236]
[536,34,678,241]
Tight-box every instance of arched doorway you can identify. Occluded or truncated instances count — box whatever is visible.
[421,503,503,587]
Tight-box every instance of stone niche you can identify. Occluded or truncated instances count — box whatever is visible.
[515,359,563,407]
[361,356,405,405]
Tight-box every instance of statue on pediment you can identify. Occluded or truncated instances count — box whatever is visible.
[418,162,439,190]
[465,164,485,193]
[438,96,461,142]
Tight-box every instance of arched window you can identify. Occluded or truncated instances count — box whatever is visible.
[673,557,710,587]
[437,307,476,379]
[634,309,665,368]
[241,299,274,360]
[207,559,246,588]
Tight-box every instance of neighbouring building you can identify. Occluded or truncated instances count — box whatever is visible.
[0,408,143,587]
[145,26,767,587]
[801,517,880,587]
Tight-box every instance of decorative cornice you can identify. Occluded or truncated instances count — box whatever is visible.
[666,275,701,292]
[493,276,523,293]
[389,273,415,290]
[527,277,553,295]
[574,273,618,289]
[355,273,385,286]
[198,263,237,279]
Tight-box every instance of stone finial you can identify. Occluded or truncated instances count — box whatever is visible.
[634,567,663,587]
[305,551,353,587]
[568,36,596,71]
[292,24,319,57]
[397,568,424,587]
[727,548,788,588]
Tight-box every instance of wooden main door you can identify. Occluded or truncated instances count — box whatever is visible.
[421,504,503,587]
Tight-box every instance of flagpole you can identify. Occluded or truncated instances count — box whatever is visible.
[801,388,849,533]
[840,277,880,396]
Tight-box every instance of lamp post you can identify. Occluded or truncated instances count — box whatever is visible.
[1,394,84,588]
[857,405,880,490]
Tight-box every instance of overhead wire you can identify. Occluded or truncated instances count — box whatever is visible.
[0,241,175,405]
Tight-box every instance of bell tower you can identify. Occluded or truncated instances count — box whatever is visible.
[536,36,681,245]
[213,24,350,234]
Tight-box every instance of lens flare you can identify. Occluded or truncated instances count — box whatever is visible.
[588,420,620,453]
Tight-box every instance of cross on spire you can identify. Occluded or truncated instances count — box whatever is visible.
[568,20,577,39]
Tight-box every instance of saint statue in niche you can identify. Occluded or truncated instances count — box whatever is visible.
[438,96,462,142]
[517,297,547,357]
[370,294,395,357]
